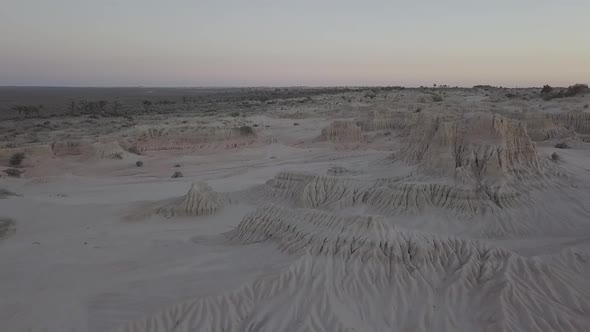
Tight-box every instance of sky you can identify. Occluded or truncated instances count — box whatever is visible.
[1,0,589,87]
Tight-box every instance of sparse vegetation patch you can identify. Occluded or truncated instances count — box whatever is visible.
[542,83,589,100]
[0,217,16,239]
[9,152,26,167]
[3,168,24,177]
[432,95,443,102]
[238,125,255,136]
[0,188,19,199]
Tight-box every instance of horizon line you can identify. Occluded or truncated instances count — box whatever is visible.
[0,84,565,89]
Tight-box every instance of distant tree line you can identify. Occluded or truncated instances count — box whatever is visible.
[541,83,589,100]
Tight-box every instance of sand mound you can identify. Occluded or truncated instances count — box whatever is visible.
[129,126,257,152]
[116,206,590,332]
[154,181,224,218]
[318,120,362,142]
[0,217,16,239]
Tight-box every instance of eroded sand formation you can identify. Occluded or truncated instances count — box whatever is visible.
[128,126,258,152]
[51,140,130,160]
[155,181,224,218]
[1,87,590,332]
[235,113,553,219]
[127,181,225,220]
[117,205,590,332]
[318,120,362,142]
[397,113,545,183]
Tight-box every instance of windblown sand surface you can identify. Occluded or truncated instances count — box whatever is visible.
[1,87,590,331]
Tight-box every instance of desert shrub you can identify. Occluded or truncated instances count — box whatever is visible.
[112,152,123,159]
[171,171,183,178]
[238,125,255,136]
[230,112,240,117]
[541,85,553,94]
[543,90,565,101]
[3,168,23,177]
[364,91,377,99]
[13,105,42,118]
[174,163,181,168]
[554,142,569,149]
[564,83,589,97]
[432,95,443,102]
[155,99,176,105]
[584,104,589,109]
[293,122,300,126]
[505,93,517,98]
[8,152,26,167]
[551,152,560,162]
[142,100,152,112]
[136,160,144,167]
[0,217,17,239]
[252,124,259,127]
[414,107,422,113]
[0,188,18,198]
[473,85,495,90]
[544,84,589,100]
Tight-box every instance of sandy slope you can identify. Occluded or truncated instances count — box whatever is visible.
[1,88,590,331]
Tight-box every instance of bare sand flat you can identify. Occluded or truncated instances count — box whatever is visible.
[1,86,590,331]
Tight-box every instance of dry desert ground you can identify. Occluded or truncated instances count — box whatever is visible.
[1,86,590,331]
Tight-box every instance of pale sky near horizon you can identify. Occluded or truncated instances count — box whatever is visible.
[1,0,589,87]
